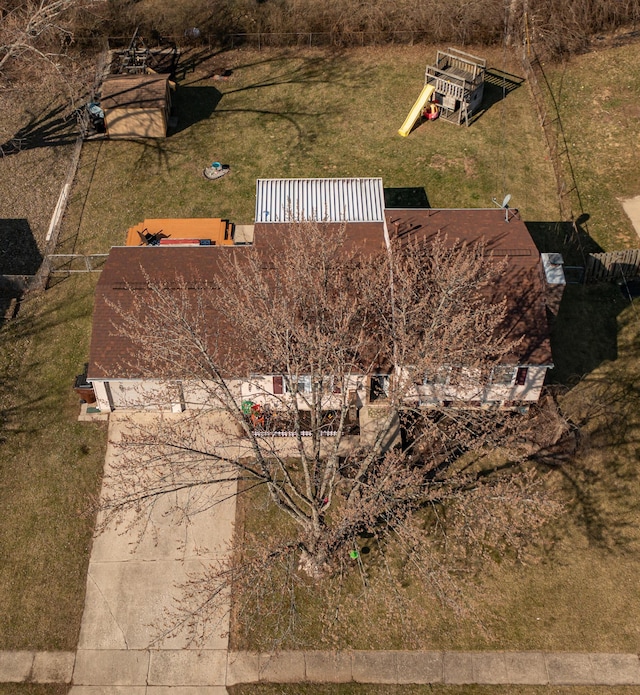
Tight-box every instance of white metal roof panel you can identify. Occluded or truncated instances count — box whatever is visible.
[255,178,385,223]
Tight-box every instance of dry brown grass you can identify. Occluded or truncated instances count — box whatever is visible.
[231,295,640,653]
[543,40,640,250]
[0,83,76,249]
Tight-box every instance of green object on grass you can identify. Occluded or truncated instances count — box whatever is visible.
[349,549,359,559]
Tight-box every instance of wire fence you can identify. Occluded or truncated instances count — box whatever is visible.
[105,29,455,51]
[520,41,590,267]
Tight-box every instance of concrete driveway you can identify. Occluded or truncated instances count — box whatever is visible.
[70,411,239,694]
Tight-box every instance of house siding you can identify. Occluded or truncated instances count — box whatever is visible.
[412,365,549,406]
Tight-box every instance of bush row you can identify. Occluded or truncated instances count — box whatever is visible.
[82,0,638,57]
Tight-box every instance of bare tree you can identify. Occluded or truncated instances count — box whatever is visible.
[0,0,103,75]
[96,219,567,645]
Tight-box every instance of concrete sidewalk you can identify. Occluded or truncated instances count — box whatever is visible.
[0,651,75,683]
[227,650,640,686]
[1,649,639,687]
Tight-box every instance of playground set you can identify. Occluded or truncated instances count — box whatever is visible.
[399,48,486,136]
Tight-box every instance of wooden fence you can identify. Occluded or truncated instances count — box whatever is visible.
[47,254,109,274]
[585,249,640,282]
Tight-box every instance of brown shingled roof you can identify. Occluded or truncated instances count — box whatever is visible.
[253,221,386,256]
[101,74,169,110]
[88,246,243,380]
[385,208,552,364]
[88,210,552,380]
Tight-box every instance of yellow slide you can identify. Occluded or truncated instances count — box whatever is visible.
[398,84,436,137]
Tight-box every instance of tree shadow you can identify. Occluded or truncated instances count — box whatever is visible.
[0,101,76,155]
[540,300,640,551]
[199,52,371,147]
[468,67,524,125]
[0,219,42,276]
[171,51,365,137]
[549,283,629,385]
[0,218,42,320]
[482,216,640,550]
[175,46,230,82]
[170,86,223,134]
[222,51,372,94]
[384,187,430,209]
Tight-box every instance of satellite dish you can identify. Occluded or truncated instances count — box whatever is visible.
[501,194,512,209]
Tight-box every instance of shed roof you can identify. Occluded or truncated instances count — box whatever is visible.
[101,74,169,110]
[255,178,385,223]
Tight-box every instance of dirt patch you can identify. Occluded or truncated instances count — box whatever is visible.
[429,153,477,178]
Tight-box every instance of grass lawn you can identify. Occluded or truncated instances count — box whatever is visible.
[58,44,558,256]
[543,41,640,251]
[0,274,106,649]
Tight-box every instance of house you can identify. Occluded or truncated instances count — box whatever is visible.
[86,178,564,414]
[100,73,173,139]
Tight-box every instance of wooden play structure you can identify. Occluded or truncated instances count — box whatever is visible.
[399,48,486,135]
[424,48,486,126]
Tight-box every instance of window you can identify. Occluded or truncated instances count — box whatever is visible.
[515,367,528,386]
[491,366,515,385]
[448,366,463,386]
[284,375,312,394]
